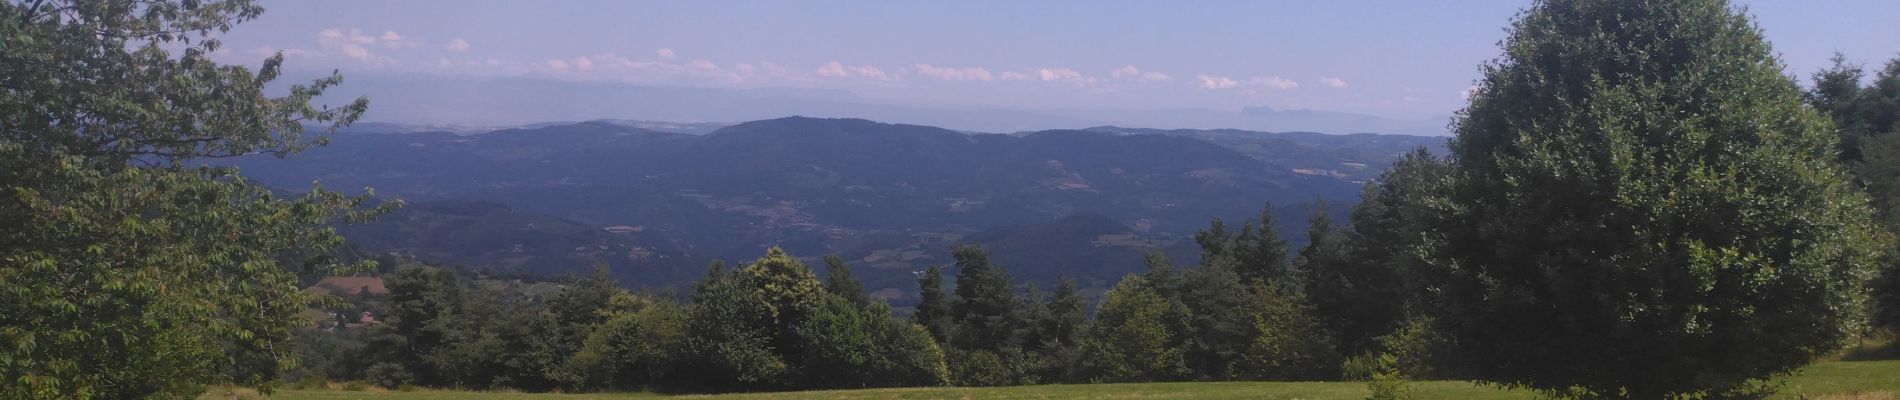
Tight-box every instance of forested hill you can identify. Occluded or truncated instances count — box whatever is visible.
[228,116,1442,298]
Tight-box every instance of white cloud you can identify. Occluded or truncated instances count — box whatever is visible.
[1111,65,1171,82]
[338,44,373,60]
[1319,77,1349,88]
[545,59,571,71]
[572,56,594,70]
[1461,84,1481,99]
[1036,68,1087,83]
[1248,76,1298,90]
[314,27,400,63]
[816,61,892,81]
[1197,75,1240,89]
[1000,71,1032,81]
[912,64,993,81]
[446,38,470,51]
[656,48,676,60]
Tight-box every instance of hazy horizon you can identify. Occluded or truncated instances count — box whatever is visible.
[217,1,1900,135]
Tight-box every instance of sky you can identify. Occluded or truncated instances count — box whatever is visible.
[211,0,1900,125]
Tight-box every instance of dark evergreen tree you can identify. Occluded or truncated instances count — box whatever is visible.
[823,254,872,309]
[913,265,952,342]
[1175,260,1253,380]
[1428,0,1885,397]
[1232,204,1290,285]
[1193,219,1234,266]
[1315,150,1452,357]
[948,245,1020,352]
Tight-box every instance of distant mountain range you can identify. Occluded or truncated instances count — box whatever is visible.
[301,74,1452,135]
[232,117,1445,302]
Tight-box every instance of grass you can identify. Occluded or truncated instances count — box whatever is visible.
[201,360,1900,400]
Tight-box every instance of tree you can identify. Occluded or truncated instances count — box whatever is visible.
[948,245,1019,352]
[1427,0,1885,397]
[1043,277,1088,351]
[566,296,683,391]
[530,266,625,390]
[1808,54,1871,161]
[1231,204,1290,285]
[1315,150,1452,357]
[1077,276,1188,382]
[1174,257,1254,380]
[675,266,784,391]
[1294,200,1392,357]
[1233,283,1339,381]
[0,1,375,398]
[1807,56,1900,329]
[912,265,952,342]
[823,254,872,309]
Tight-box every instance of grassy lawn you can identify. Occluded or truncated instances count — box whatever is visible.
[204,360,1900,400]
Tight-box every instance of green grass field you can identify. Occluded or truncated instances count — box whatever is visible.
[203,360,1900,400]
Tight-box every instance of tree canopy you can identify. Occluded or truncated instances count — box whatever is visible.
[1425,0,1886,397]
[0,1,375,398]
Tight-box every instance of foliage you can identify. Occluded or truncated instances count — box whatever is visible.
[1233,204,1292,285]
[913,265,952,342]
[565,296,683,391]
[949,245,1021,352]
[1234,283,1340,381]
[0,0,376,398]
[365,363,415,390]
[823,255,873,309]
[1807,55,1900,329]
[1078,276,1190,382]
[1362,354,1417,400]
[1428,0,1886,397]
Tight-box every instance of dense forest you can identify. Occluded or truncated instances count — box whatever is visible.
[5,0,1900,399]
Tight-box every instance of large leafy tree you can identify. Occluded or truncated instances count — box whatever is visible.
[0,1,374,398]
[1076,276,1188,382]
[1427,0,1885,397]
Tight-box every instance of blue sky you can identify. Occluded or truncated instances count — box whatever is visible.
[215,0,1900,123]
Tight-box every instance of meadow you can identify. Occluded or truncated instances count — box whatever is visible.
[203,360,1900,400]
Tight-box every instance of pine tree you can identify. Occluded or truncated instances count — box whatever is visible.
[1428,0,1886,397]
[1233,204,1290,285]
[823,254,872,309]
[948,245,1020,352]
[913,265,952,342]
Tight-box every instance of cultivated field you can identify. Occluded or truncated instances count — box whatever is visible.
[203,360,1900,400]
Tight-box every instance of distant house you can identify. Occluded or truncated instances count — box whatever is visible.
[304,276,388,296]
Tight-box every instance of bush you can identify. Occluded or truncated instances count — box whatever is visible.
[1362,354,1416,400]
[951,350,1014,387]
[364,362,414,389]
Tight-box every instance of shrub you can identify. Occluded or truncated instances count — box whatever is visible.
[365,362,415,389]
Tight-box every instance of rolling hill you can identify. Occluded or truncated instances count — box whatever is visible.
[229,117,1443,300]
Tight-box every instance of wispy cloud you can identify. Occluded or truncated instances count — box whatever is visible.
[1111,65,1171,82]
[1319,77,1349,88]
[911,64,993,81]
[1196,75,1240,89]
[656,48,676,60]
[1248,76,1298,90]
[817,61,893,81]
[446,38,470,51]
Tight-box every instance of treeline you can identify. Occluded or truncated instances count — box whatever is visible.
[295,197,1435,392]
